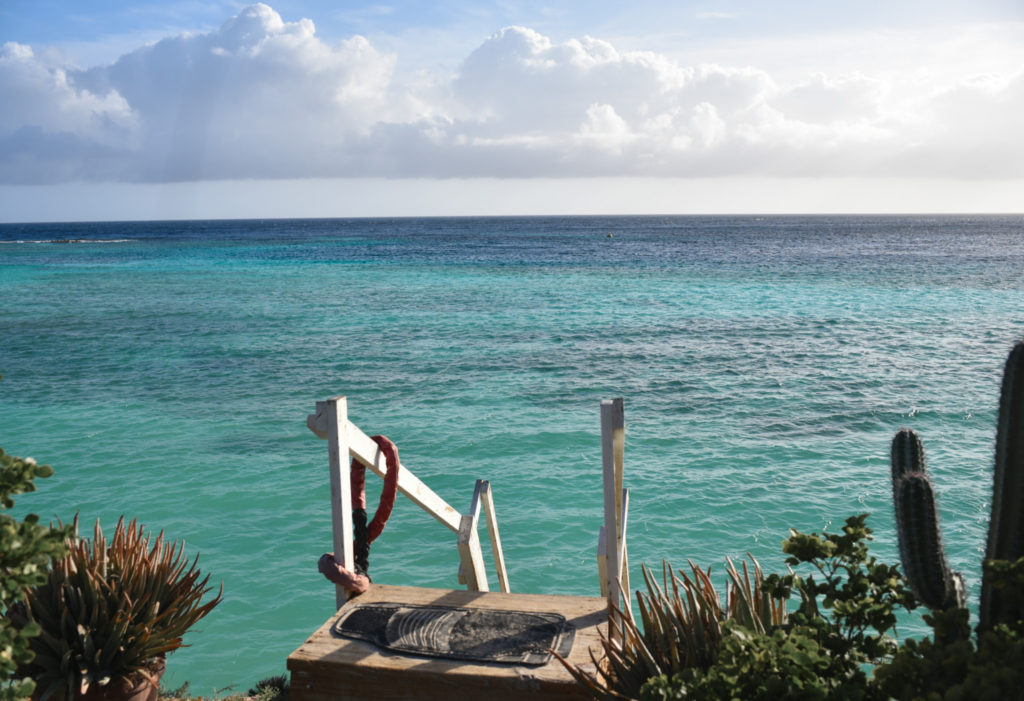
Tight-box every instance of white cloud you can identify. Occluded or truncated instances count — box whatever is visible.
[578,103,634,154]
[68,3,403,181]
[1,3,1023,184]
[772,72,885,125]
[888,72,1024,177]
[0,42,138,181]
[690,103,726,148]
[0,43,135,136]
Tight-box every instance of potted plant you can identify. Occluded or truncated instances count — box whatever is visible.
[8,517,222,701]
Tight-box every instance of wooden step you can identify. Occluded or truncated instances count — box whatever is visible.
[287,583,607,700]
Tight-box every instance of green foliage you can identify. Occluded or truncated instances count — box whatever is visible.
[769,514,916,677]
[570,519,1024,700]
[640,623,834,701]
[248,674,290,701]
[664,515,913,701]
[877,615,1024,701]
[0,448,71,701]
[556,556,786,700]
[157,675,290,701]
[9,517,223,701]
[875,557,1024,701]
[569,515,920,700]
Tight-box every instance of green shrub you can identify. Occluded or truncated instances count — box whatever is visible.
[572,517,1024,700]
[632,514,914,701]
[0,448,72,701]
[248,674,290,701]
[874,557,1024,700]
[640,623,834,701]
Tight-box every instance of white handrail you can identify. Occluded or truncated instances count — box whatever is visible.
[308,399,462,533]
[309,397,510,598]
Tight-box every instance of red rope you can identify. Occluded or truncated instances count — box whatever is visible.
[349,434,400,543]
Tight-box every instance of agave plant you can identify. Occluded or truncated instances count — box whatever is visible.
[557,555,785,700]
[9,517,222,701]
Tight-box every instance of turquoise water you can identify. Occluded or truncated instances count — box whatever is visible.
[2,215,1023,692]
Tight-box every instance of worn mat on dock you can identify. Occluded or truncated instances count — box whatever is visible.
[331,602,576,665]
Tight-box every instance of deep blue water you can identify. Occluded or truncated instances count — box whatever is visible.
[2,215,1023,692]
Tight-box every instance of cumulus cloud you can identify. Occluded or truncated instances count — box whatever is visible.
[891,72,1024,177]
[0,3,1022,183]
[0,42,138,181]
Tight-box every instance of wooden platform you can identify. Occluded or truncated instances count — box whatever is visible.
[287,584,608,700]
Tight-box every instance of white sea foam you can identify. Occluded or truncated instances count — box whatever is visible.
[0,238,132,244]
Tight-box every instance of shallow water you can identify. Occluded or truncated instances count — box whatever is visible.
[2,214,1022,692]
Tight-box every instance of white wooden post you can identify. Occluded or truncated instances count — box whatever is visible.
[458,480,489,592]
[597,525,608,597]
[480,481,511,593]
[601,398,625,613]
[323,397,353,609]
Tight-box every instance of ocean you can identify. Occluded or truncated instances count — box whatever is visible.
[2,214,1022,693]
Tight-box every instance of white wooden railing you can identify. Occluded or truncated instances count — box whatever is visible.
[309,396,630,618]
[308,397,509,608]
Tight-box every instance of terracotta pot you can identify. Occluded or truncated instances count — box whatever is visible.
[75,658,166,701]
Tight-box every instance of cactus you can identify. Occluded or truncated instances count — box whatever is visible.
[890,430,966,610]
[981,341,1024,630]
[890,341,1024,631]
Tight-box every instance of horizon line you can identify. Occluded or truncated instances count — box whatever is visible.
[4,211,1024,226]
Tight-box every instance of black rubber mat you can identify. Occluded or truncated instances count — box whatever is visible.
[332,602,576,665]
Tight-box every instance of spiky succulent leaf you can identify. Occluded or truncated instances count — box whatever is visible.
[12,517,222,701]
[558,556,785,699]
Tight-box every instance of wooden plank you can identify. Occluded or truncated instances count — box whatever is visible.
[323,398,353,610]
[480,481,511,594]
[613,410,625,567]
[596,525,608,598]
[619,488,632,619]
[601,398,624,613]
[307,404,462,533]
[287,584,607,701]
[457,480,488,592]
[618,488,630,587]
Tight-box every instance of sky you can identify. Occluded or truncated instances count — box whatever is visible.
[1,0,1023,221]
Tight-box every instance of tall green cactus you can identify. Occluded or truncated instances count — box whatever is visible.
[890,341,1024,631]
[890,428,965,611]
[981,341,1024,630]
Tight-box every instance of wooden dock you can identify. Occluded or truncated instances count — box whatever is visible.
[292,397,630,698]
[287,584,608,701]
